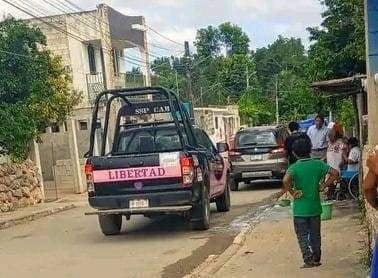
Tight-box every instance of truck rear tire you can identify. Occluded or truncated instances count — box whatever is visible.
[230,178,239,191]
[98,214,122,236]
[216,175,231,212]
[191,185,210,231]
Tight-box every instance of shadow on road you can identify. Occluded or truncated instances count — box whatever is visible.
[239,180,282,191]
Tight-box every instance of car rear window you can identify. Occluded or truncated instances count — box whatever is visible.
[236,131,277,147]
[116,128,186,155]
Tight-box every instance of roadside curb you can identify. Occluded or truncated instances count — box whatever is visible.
[0,203,77,230]
[185,203,275,278]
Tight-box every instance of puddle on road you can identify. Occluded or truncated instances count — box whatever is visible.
[161,232,233,278]
[161,195,276,278]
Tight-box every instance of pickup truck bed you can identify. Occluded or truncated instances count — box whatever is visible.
[84,87,231,235]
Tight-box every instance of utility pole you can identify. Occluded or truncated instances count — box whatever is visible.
[275,75,279,125]
[200,87,203,106]
[246,64,250,89]
[175,70,179,96]
[365,0,378,145]
[184,41,193,102]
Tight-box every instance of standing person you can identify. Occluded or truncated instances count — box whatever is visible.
[326,124,344,173]
[284,121,307,165]
[307,114,329,160]
[326,125,344,199]
[275,136,339,268]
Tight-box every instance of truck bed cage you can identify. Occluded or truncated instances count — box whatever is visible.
[85,87,194,157]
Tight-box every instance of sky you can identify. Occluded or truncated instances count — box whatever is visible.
[1,0,325,59]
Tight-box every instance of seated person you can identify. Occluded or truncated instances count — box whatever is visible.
[342,137,360,173]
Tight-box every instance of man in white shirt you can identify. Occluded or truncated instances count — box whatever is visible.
[307,115,328,160]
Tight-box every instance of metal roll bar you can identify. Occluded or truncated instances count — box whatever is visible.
[85,87,193,157]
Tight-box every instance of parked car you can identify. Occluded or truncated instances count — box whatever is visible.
[84,87,231,235]
[229,125,289,191]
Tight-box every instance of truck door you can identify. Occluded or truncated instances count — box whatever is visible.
[195,129,225,196]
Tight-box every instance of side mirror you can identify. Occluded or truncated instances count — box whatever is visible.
[216,142,229,153]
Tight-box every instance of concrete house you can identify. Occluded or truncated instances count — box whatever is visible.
[194,105,240,147]
[24,4,150,199]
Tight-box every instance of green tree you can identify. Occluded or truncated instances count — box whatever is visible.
[194,22,250,58]
[151,57,188,98]
[218,22,250,56]
[253,36,317,121]
[307,0,365,80]
[306,0,364,130]
[0,18,80,159]
[254,36,307,92]
[238,89,274,125]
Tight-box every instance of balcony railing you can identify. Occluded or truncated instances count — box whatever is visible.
[86,72,145,105]
[86,72,105,105]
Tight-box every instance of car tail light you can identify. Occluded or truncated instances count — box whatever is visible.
[84,162,94,193]
[180,156,194,187]
[229,150,243,162]
[269,148,286,159]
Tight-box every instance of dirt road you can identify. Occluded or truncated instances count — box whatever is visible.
[0,183,277,278]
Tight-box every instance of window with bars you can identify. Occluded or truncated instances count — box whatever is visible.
[87,44,96,74]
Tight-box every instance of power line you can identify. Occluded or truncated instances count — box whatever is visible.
[146,25,183,46]
[0,49,39,59]
[3,0,219,93]
[2,0,177,72]
[36,0,188,63]
[59,0,183,57]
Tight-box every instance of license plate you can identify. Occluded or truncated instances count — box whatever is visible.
[129,199,149,209]
[242,171,272,178]
[250,154,263,161]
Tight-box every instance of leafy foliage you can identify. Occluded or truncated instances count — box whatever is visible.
[253,36,318,122]
[237,89,274,126]
[307,0,365,80]
[152,0,365,128]
[0,18,80,159]
[306,0,365,130]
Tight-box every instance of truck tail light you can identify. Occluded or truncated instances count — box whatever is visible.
[84,162,94,193]
[180,156,194,187]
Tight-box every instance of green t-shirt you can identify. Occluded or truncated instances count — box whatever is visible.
[287,158,330,217]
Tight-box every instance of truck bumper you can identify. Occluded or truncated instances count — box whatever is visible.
[88,190,193,212]
[85,205,192,216]
[231,159,288,181]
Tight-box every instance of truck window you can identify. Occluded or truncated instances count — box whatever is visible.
[194,129,216,153]
[116,128,187,154]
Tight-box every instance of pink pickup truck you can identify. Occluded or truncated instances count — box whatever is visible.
[85,87,231,236]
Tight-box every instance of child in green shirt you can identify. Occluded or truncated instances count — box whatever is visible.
[275,135,339,268]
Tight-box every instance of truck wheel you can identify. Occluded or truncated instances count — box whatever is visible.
[216,174,231,212]
[230,178,239,191]
[191,185,210,231]
[98,214,122,236]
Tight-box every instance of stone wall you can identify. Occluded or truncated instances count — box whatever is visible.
[362,146,378,251]
[0,160,43,212]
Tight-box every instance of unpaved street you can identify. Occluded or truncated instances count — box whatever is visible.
[0,183,277,278]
